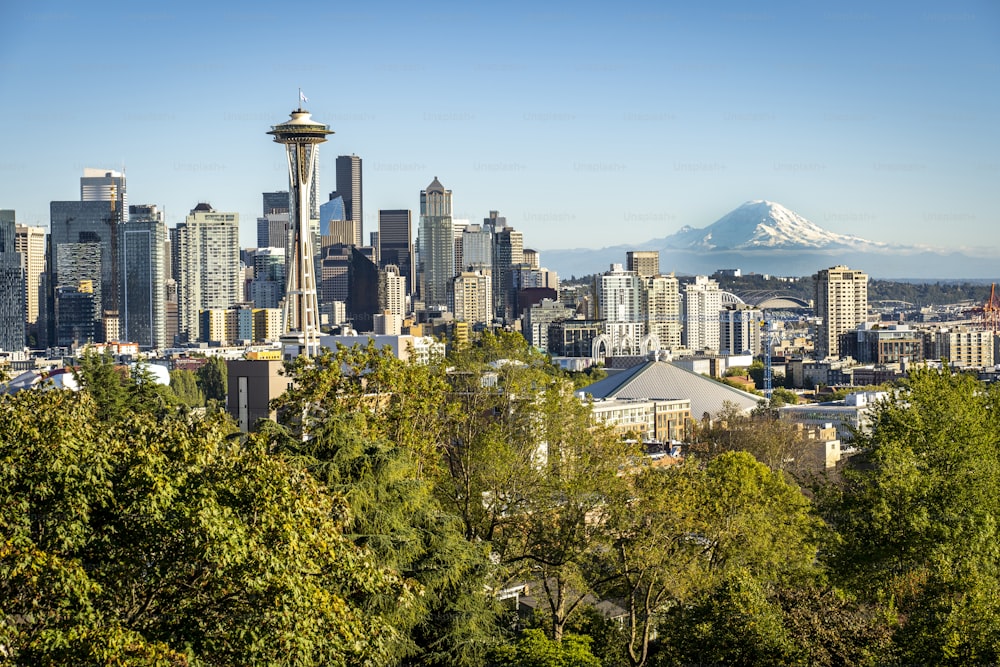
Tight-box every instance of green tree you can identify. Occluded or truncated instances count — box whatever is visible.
[0,387,406,666]
[822,368,1000,664]
[195,356,228,406]
[605,452,823,666]
[74,350,177,420]
[169,368,204,408]
[488,629,602,667]
[73,347,127,421]
[268,342,500,666]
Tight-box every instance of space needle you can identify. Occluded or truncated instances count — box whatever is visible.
[268,94,332,358]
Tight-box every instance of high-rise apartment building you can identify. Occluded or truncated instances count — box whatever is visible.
[0,210,25,351]
[932,327,995,369]
[379,264,406,318]
[174,204,241,343]
[683,275,722,352]
[334,155,362,246]
[452,270,493,327]
[644,273,681,350]
[814,265,868,359]
[120,205,167,349]
[719,303,763,356]
[627,250,660,278]
[378,209,413,297]
[418,178,454,309]
[15,222,45,337]
[597,263,645,355]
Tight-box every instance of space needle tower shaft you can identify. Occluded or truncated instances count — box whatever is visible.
[268,103,333,358]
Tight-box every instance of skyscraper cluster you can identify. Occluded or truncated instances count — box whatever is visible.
[0,105,878,371]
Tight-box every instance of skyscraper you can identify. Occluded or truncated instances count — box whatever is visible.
[452,270,493,327]
[80,168,127,221]
[378,209,413,297]
[0,210,25,351]
[248,247,286,309]
[347,247,379,333]
[49,199,117,345]
[814,264,868,359]
[15,222,45,338]
[319,194,346,236]
[461,223,492,272]
[120,205,167,349]
[418,178,454,310]
[334,155,362,246]
[269,106,333,355]
[174,204,241,343]
[379,264,406,318]
[682,276,722,352]
[492,218,523,323]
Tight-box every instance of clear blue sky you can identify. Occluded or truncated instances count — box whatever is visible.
[1,0,997,261]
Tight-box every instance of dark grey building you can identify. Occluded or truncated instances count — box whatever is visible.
[262,190,289,216]
[333,155,362,246]
[121,205,167,349]
[0,210,25,351]
[378,209,413,297]
[49,200,118,345]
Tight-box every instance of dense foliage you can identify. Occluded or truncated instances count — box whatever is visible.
[3,341,998,664]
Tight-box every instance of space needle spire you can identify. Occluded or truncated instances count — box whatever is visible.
[268,102,332,358]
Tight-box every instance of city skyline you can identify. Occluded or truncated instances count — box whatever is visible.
[1,0,997,262]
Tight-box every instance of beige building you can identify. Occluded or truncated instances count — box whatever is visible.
[588,397,692,442]
[644,273,682,350]
[814,265,868,359]
[253,308,283,343]
[626,250,659,278]
[453,270,492,327]
[15,224,45,331]
[933,327,995,369]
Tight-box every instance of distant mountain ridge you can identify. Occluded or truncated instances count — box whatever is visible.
[540,201,997,280]
[661,200,888,251]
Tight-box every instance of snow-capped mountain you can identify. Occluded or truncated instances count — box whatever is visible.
[661,200,887,251]
[540,200,996,279]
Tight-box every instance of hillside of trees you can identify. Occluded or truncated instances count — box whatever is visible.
[3,339,1000,665]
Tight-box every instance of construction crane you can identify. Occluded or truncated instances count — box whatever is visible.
[968,283,1000,334]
